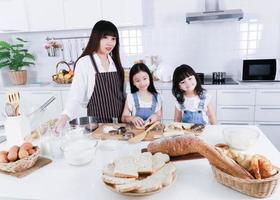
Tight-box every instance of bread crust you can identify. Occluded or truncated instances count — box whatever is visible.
[147,136,254,179]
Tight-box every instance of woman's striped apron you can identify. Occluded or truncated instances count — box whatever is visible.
[87,55,124,123]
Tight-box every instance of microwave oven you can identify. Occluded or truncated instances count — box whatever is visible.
[242,59,279,81]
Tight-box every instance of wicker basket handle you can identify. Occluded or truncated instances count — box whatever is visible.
[55,61,72,74]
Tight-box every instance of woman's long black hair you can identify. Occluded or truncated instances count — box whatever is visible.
[74,20,124,89]
[172,64,205,104]
[129,63,158,99]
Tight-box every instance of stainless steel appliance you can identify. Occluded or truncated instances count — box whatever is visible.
[242,59,279,82]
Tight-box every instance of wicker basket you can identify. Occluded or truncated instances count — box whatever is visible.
[0,147,40,173]
[52,61,73,84]
[211,165,280,198]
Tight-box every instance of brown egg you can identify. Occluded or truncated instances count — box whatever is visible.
[0,151,9,163]
[18,147,29,159]
[21,142,33,151]
[27,148,36,156]
[7,145,19,162]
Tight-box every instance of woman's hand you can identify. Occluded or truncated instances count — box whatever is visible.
[54,114,70,133]
[131,116,145,127]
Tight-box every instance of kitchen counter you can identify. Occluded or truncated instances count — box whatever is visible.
[2,80,280,91]
[0,125,280,200]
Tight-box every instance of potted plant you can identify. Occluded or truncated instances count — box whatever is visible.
[0,38,35,85]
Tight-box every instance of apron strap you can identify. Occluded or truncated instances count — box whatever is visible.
[89,54,99,73]
[132,92,140,111]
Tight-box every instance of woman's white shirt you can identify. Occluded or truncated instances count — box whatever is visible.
[126,92,162,116]
[175,92,211,123]
[62,53,117,120]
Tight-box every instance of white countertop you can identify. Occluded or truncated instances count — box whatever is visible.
[0,125,280,200]
[1,80,280,91]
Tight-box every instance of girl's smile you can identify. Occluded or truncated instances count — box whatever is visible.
[133,71,150,92]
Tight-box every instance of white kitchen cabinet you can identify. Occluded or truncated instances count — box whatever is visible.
[161,90,176,121]
[218,121,254,125]
[217,106,255,121]
[255,106,280,122]
[217,90,255,106]
[256,90,280,105]
[101,0,143,27]
[256,122,280,150]
[25,0,65,31]
[0,91,6,123]
[63,0,102,29]
[0,0,28,31]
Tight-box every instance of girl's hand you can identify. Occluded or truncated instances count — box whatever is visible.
[145,114,158,126]
[131,116,145,127]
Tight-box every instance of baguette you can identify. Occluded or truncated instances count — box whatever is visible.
[147,135,254,179]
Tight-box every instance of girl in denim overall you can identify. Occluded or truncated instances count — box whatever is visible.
[121,63,162,128]
[172,65,216,125]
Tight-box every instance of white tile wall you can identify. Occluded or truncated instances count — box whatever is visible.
[0,0,280,86]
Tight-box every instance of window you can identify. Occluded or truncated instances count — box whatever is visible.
[119,29,143,55]
[239,19,263,58]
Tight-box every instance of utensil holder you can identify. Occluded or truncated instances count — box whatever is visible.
[4,114,31,146]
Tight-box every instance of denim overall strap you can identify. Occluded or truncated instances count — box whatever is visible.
[132,92,140,111]
[132,93,157,121]
[150,94,157,113]
[198,93,206,111]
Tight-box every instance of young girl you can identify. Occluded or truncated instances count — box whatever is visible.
[121,63,162,127]
[172,64,216,125]
[55,20,125,131]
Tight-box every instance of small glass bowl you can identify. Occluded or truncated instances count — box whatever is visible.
[223,127,260,150]
[61,135,98,166]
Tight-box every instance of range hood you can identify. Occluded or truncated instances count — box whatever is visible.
[186,0,243,24]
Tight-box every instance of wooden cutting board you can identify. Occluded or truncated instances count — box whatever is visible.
[90,123,164,141]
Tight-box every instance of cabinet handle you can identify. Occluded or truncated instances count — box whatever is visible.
[258,123,280,126]
[221,91,251,94]
[220,122,250,125]
[261,91,280,94]
[221,107,250,110]
[260,107,280,110]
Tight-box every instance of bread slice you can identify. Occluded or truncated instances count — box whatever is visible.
[102,174,136,185]
[136,176,162,193]
[115,180,141,193]
[152,162,176,186]
[152,152,170,172]
[113,156,138,178]
[102,163,115,176]
[135,152,153,174]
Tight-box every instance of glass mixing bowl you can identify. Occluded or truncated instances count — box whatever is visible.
[223,127,260,150]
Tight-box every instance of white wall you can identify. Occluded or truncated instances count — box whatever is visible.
[1,0,280,86]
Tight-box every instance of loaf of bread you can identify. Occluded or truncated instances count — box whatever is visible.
[147,135,254,179]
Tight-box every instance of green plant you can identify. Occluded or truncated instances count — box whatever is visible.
[0,38,35,71]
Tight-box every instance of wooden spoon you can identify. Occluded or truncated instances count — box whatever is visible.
[128,121,160,143]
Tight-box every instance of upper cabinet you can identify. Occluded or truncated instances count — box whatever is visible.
[25,0,65,31]
[63,0,102,29]
[0,0,28,32]
[0,0,143,32]
[101,0,143,27]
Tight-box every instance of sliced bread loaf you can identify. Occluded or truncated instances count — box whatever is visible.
[113,156,138,178]
[152,152,170,172]
[102,174,136,185]
[115,180,141,193]
[135,152,153,174]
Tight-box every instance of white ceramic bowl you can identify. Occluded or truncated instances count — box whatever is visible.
[61,138,98,166]
[222,127,260,150]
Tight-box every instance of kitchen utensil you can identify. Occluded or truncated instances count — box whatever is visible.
[128,121,160,143]
[69,116,99,133]
[60,40,65,61]
[0,135,6,144]
[27,96,56,118]
[67,40,74,65]
[6,91,20,116]
[5,103,15,117]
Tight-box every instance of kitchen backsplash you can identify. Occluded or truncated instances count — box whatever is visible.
[1,0,280,86]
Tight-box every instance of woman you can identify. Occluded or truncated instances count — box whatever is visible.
[55,20,125,131]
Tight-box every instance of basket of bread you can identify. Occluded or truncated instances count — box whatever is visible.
[52,61,74,84]
[147,135,280,198]
[102,152,176,196]
[0,142,39,173]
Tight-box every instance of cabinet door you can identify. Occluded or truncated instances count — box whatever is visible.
[207,90,217,114]
[255,106,280,122]
[256,122,280,151]
[256,90,280,105]
[25,0,65,31]
[217,90,255,106]
[101,0,143,27]
[63,0,102,29]
[161,90,176,121]
[0,0,28,31]
[217,106,254,121]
